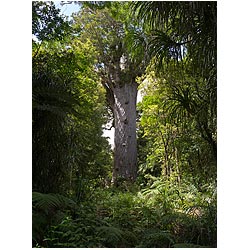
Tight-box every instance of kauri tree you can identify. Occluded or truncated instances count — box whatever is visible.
[73,3,147,185]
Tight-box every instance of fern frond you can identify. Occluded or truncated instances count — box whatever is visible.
[173,243,208,248]
[97,225,123,240]
[32,192,76,213]
[138,229,174,248]
[97,225,127,247]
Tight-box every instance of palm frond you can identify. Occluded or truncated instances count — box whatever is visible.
[124,27,148,63]
[131,1,216,73]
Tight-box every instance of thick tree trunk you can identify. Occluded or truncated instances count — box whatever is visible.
[112,81,138,185]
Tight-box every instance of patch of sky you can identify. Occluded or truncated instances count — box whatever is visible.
[54,1,81,20]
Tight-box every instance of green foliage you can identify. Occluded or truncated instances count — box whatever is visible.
[43,196,137,248]
[32,192,77,247]
[32,192,77,212]
[32,1,70,42]
[73,1,147,82]
[138,229,174,248]
[32,9,112,195]
[44,213,104,247]
[136,178,217,247]
[173,243,208,248]
[132,1,217,168]
[132,1,217,171]
[131,1,216,71]
[32,42,112,194]
[38,181,216,248]
[137,63,216,187]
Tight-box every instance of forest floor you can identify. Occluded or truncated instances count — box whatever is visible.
[33,179,217,248]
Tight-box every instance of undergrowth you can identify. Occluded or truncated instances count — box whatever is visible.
[33,177,216,248]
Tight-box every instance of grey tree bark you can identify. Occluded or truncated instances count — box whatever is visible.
[112,81,138,184]
[102,64,139,185]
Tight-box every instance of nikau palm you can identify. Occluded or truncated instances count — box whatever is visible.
[132,1,217,159]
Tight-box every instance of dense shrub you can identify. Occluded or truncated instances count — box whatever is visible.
[34,177,216,248]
